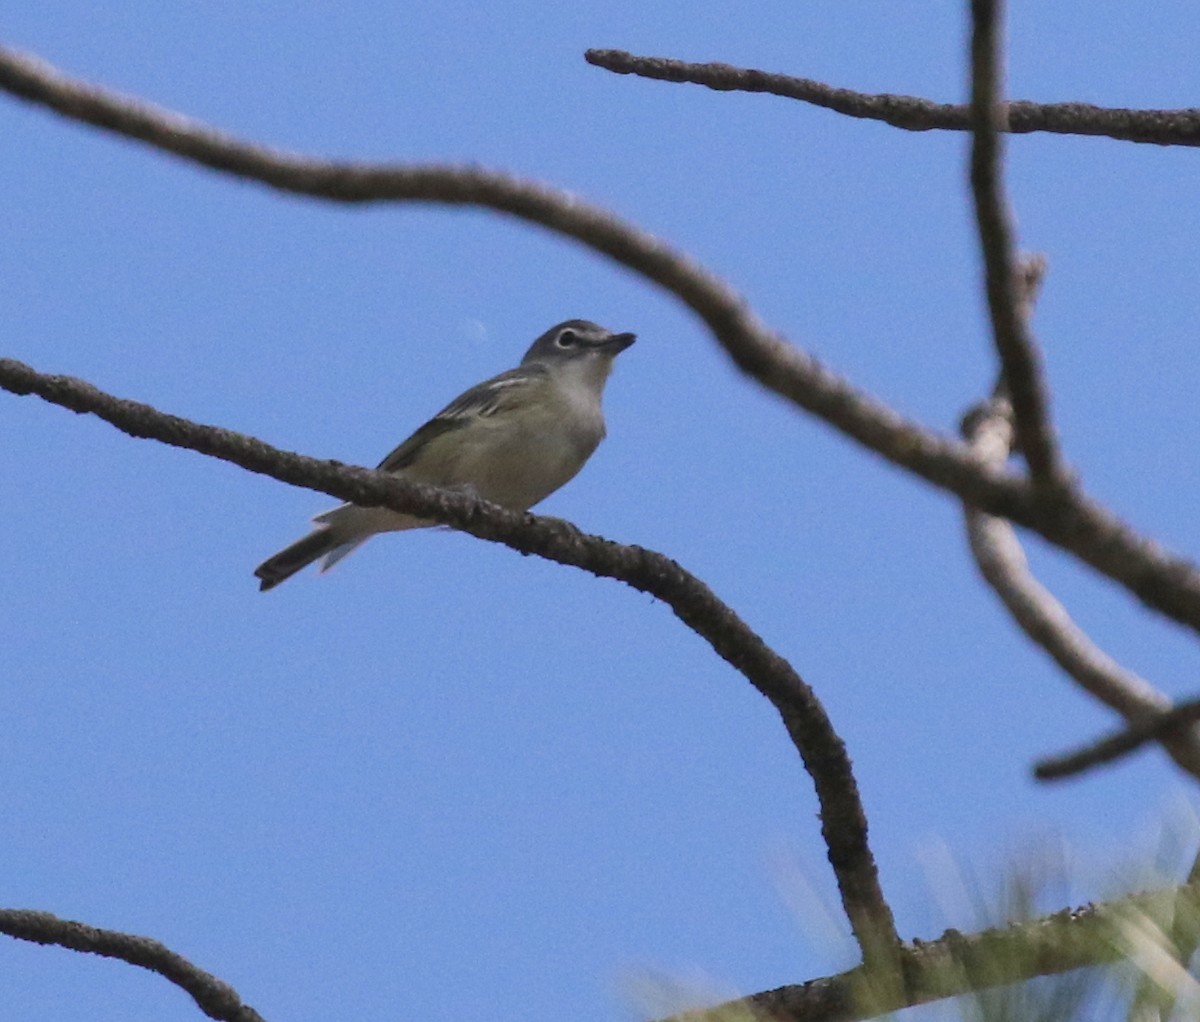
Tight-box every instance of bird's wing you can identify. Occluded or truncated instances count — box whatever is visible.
[376,365,549,472]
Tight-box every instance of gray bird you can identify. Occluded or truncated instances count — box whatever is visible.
[254,319,636,590]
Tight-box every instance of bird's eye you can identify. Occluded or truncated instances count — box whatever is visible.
[554,329,579,349]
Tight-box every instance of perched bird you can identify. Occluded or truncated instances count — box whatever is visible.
[254,319,636,591]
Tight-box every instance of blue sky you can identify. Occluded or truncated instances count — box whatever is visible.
[4,3,1200,1020]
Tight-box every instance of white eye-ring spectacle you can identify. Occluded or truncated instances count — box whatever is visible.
[554,328,579,349]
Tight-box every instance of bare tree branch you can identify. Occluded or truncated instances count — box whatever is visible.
[6,883,1195,1022]
[0,909,266,1022]
[1035,699,1200,781]
[965,463,1200,778]
[4,45,1200,639]
[0,47,1010,496]
[960,258,1200,779]
[968,0,1067,489]
[584,50,1200,148]
[0,46,1024,527]
[669,883,1200,1022]
[6,14,1200,1021]
[0,356,900,958]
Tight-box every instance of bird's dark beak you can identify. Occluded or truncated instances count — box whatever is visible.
[601,331,637,354]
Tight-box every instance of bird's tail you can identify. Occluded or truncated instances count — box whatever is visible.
[255,503,422,591]
[254,528,363,592]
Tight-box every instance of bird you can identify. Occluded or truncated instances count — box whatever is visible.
[254,319,636,591]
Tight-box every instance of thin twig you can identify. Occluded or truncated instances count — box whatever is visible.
[963,400,1180,724]
[961,259,1200,779]
[4,50,1200,640]
[0,909,265,1022]
[966,483,1200,780]
[1035,699,1200,781]
[0,356,899,959]
[968,0,1067,490]
[584,50,1200,147]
